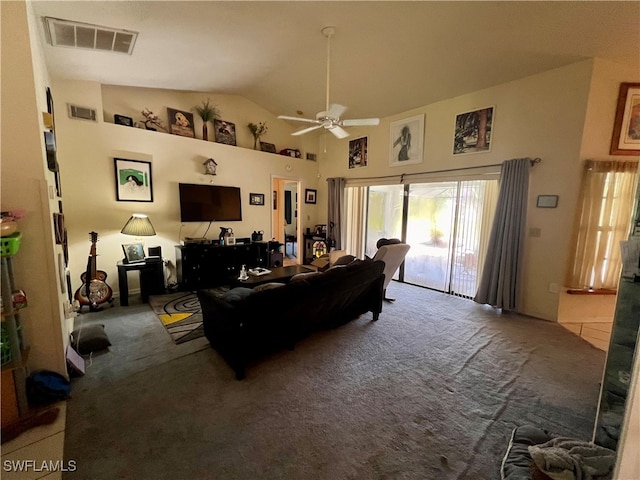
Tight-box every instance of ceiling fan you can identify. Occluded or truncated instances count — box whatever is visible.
[278,26,380,139]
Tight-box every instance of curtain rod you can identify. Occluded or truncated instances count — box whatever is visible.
[330,157,542,182]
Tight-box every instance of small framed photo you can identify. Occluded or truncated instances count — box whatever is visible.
[260,141,276,153]
[453,106,494,155]
[390,114,424,167]
[349,136,368,169]
[214,119,237,146]
[305,189,317,204]
[250,193,265,206]
[122,243,145,264]
[610,82,640,155]
[536,195,559,208]
[167,108,195,138]
[306,153,317,161]
[114,158,153,202]
[114,114,133,127]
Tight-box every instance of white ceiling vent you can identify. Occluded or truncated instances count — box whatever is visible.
[44,17,137,55]
[67,104,97,122]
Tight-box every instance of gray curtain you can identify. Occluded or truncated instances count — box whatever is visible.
[327,177,345,250]
[474,158,531,311]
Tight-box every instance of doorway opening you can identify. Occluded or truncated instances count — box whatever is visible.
[272,177,300,266]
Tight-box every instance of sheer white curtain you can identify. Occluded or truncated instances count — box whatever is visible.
[344,186,367,258]
[566,160,638,290]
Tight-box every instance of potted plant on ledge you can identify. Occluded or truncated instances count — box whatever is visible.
[193,98,220,141]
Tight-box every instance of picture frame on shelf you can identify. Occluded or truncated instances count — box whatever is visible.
[610,82,640,155]
[453,106,494,155]
[114,114,134,127]
[214,119,237,146]
[114,158,153,202]
[249,193,265,206]
[167,108,195,138]
[260,142,276,153]
[122,243,145,264]
[389,114,424,167]
[305,189,317,204]
[349,136,368,169]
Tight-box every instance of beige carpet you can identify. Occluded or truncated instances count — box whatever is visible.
[63,282,605,480]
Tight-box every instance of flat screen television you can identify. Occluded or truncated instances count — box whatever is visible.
[179,183,242,222]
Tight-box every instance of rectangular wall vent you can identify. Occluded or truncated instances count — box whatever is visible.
[67,104,97,122]
[44,17,137,55]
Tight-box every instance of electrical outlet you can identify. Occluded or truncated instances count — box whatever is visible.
[529,227,541,237]
[549,283,559,293]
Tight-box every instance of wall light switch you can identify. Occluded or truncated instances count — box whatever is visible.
[549,283,559,293]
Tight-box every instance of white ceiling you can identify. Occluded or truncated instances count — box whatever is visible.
[31,1,640,121]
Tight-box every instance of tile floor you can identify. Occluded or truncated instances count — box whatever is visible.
[1,402,67,480]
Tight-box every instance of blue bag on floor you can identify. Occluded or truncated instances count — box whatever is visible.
[26,370,71,405]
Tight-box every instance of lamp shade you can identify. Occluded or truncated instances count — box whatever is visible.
[121,214,156,236]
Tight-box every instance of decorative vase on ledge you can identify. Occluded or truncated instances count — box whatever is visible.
[203,124,209,141]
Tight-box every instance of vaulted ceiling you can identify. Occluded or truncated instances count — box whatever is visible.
[30,1,640,121]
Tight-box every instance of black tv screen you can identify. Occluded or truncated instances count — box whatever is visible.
[179,183,242,222]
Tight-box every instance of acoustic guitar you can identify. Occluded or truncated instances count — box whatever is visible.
[74,231,113,311]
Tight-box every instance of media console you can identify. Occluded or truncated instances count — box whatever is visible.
[175,242,271,290]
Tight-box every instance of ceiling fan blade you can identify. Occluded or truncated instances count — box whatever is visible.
[328,125,350,139]
[327,103,347,119]
[292,124,324,136]
[278,115,319,124]
[342,117,380,126]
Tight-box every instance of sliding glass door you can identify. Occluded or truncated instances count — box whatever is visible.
[362,179,498,298]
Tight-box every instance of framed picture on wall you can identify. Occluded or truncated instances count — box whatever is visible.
[250,193,265,206]
[167,108,195,138]
[349,136,368,169]
[453,106,494,155]
[610,82,640,155]
[114,158,153,202]
[305,189,317,204]
[389,114,424,167]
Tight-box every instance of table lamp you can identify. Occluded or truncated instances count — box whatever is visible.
[121,214,156,263]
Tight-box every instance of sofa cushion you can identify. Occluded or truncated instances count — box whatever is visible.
[221,287,255,303]
[253,282,286,292]
[291,271,320,282]
[331,254,356,267]
[70,324,111,355]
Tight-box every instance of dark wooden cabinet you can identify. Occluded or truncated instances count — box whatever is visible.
[175,242,270,290]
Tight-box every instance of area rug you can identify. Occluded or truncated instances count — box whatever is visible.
[148,292,206,344]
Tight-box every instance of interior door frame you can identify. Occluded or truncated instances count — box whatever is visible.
[271,175,301,263]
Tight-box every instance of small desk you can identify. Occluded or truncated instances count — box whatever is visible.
[117,259,165,306]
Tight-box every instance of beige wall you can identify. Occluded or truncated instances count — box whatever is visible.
[319,60,597,321]
[1,1,68,374]
[52,81,322,295]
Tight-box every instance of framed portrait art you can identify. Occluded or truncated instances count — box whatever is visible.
[167,108,195,138]
[390,114,424,167]
[114,158,153,202]
[122,243,145,264]
[610,82,640,155]
[305,189,317,204]
[453,106,494,155]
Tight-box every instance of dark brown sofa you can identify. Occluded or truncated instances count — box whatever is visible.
[197,259,385,379]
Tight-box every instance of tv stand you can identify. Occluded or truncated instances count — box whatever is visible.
[175,242,270,290]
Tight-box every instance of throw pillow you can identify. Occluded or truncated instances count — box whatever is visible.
[254,282,286,292]
[331,254,356,267]
[70,324,111,355]
[221,287,255,303]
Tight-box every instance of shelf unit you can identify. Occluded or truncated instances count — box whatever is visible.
[1,251,30,426]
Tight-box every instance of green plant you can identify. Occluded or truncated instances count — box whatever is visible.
[193,98,220,122]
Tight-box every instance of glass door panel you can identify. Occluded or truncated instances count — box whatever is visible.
[404,182,457,291]
[365,185,404,258]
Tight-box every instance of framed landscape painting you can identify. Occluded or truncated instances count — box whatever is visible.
[114,158,153,202]
[453,106,494,155]
[389,114,424,167]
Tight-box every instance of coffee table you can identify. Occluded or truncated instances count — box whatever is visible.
[230,264,314,288]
